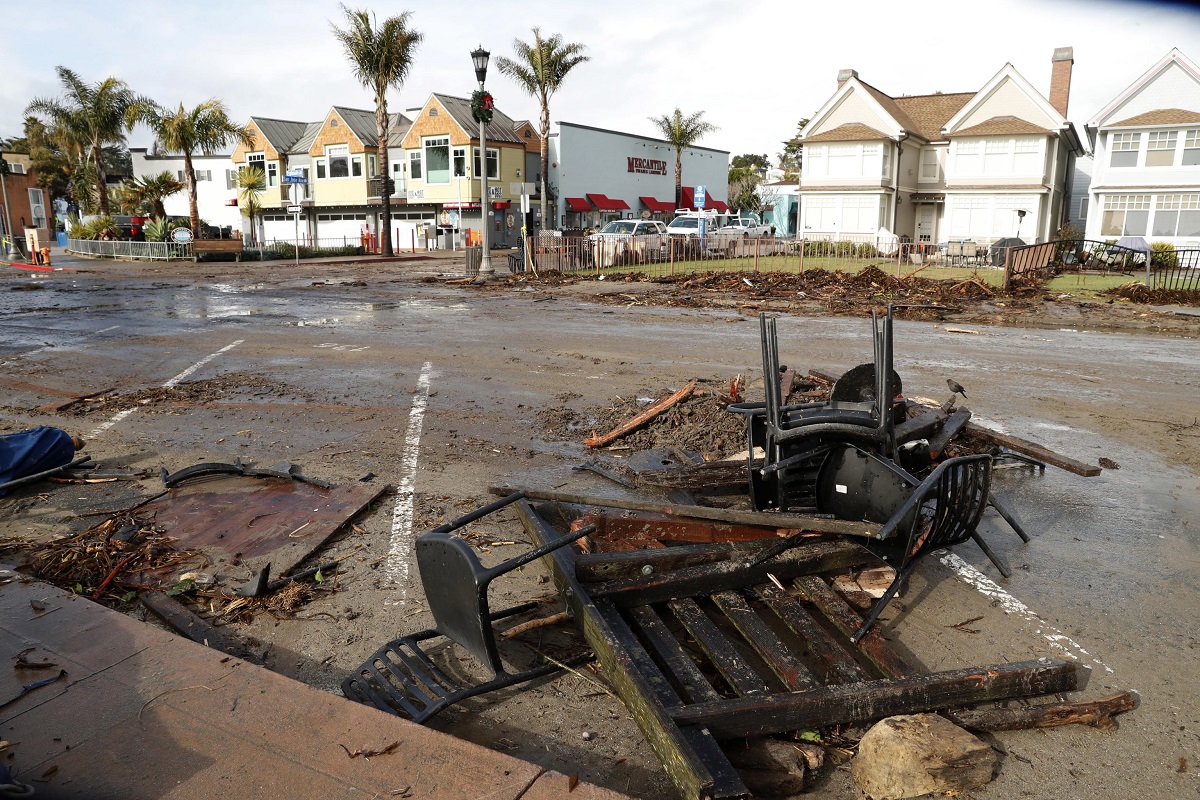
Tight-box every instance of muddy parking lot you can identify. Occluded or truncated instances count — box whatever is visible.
[2,254,1199,798]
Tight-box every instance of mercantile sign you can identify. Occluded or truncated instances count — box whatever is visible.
[627,157,668,176]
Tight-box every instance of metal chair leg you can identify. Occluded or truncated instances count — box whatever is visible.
[988,492,1031,542]
[969,531,1012,579]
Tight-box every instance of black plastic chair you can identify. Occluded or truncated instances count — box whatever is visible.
[342,492,593,722]
[813,445,993,643]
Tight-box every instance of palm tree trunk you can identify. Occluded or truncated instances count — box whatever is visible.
[184,151,199,235]
[675,148,683,209]
[94,138,110,217]
[376,95,393,257]
[539,96,550,235]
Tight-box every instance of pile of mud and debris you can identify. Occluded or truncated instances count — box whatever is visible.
[1101,280,1200,306]
[50,372,318,417]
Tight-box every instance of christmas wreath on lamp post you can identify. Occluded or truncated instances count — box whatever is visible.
[471,89,494,124]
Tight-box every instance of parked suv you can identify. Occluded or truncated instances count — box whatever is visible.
[588,219,668,267]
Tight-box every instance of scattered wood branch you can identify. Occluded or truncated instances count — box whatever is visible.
[499,611,571,640]
[946,691,1138,732]
[585,380,697,448]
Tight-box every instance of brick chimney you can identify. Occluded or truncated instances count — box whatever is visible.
[837,69,858,90]
[1050,47,1073,117]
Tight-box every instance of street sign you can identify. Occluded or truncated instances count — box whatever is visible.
[282,171,307,185]
[695,184,707,209]
[287,204,303,214]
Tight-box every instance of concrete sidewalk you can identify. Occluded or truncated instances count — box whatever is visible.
[0,570,624,799]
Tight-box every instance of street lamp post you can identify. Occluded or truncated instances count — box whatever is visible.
[472,46,494,281]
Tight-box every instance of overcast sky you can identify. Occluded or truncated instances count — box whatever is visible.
[4,0,1198,162]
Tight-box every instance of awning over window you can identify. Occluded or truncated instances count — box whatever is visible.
[586,193,631,212]
[492,201,511,209]
[639,196,675,213]
[565,197,590,213]
[709,199,729,213]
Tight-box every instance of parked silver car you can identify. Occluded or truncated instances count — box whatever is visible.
[589,219,668,267]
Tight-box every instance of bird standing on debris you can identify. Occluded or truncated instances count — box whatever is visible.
[946,379,968,399]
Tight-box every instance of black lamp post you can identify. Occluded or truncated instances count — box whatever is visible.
[471,46,494,280]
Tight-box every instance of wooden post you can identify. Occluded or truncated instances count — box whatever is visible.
[753,236,760,272]
[798,239,805,274]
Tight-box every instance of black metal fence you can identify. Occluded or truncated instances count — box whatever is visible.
[1003,238,1200,291]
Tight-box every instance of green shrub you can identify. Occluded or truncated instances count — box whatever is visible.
[1150,241,1178,269]
[69,216,119,240]
[142,216,181,242]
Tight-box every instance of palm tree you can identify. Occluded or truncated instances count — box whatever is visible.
[496,29,589,234]
[331,5,422,258]
[25,67,147,216]
[131,100,253,236]
[236,165,266,246]
[129,171,185,219]
[648,109,719,208]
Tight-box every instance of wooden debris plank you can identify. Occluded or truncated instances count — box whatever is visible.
[139,592,248,658]
[893,408,950,443]
[669,658,1079,739]
[963,421,1101,477]
[584,511,804,547]
[946,691,1137,732]
[635,459,755,491]
[585,379,697,448]
[668,597,770,697]
[754,583,868,685]
[489,484,882,538]
[591,540,872,608]
[792,575,916,678]
[627,606,722,703]
[711,590,820,691]
[515,500,749,800]
[928,408,972,456]
[574,540,768,582]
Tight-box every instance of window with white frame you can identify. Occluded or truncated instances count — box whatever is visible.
[27,188,45,228]
[453,147,467,178]
[424,136,450,184]
[300,167,311,199]
[803,196,838,231]
[1078,197,1089,220]
[881,144,891,178]
[1013,138,1041,173]
[351,154,363,177]
[828,144,859,178]
[804,146,826,177]
[315,158,327,179]
[472,147,499,180]
[1109,133,1139,168]
[409,150,422,181]
[1146,131,1178,167]
[840,195,879,232]
[1101,194,1151,236]
[266,162,277,187]
[368,154,377,178]
[948,195,991,237]
[920,148,940,181]
[983,140,1009,175]
[991,196,1036,237]
[955,140,981,174]
[246,153,265,178]
[391,159,406,192]
[1153,194,1200,237]
[327,145,350,178]
[1185,130,1200,166]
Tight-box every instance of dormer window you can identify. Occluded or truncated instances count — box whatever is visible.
[429,108,439,116]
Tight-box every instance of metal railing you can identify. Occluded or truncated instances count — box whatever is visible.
[1147,248,1200,292]
[67,238,193,260]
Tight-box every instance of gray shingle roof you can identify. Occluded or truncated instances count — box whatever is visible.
[289,122,324,155]
[431,93,522,144]
[250,117,311,153]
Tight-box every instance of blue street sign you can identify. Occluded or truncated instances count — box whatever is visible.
[695,184,707,209]
[282,174,307,185]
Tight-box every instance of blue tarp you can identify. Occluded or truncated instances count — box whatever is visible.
[0,426,76,493]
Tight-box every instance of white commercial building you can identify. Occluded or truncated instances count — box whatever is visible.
[130,148,242,233]
[547,122,730,230]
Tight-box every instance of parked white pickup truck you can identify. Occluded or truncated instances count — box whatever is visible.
[666,210,771,256]
[718,215,772,237]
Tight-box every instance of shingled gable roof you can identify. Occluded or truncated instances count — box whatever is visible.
[1108,108,1200,127]
[802,123,891,143]
[429,93,522,144]
[951,115,1054,137]
[893,93,975,141]
[1089,48,1200,130]
[249,117,311,153]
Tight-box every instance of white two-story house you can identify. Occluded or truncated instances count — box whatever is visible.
[799,48,1083,248]
[1084,48,1200,248]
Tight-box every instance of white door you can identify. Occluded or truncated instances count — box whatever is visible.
[917,206,935,243]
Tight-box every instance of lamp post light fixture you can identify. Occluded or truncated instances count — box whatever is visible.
[471,45,494,281]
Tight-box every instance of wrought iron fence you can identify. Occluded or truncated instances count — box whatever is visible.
[1146,247,1200,292]
[67,238,192,260]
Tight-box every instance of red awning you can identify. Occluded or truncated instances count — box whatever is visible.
[565,197,590,213]
[680,186,726,212]
[586,193,630,212]
[492,201,510,209]
[639,196,675,213]
[709,199,729,213]
[680,186,695,209]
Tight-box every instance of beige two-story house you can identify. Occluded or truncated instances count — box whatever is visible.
[799,48,1084,249]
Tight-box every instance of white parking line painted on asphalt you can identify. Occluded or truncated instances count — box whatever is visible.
[939,550,1114,673]
[385,361,434,597]
[88,339,244,439]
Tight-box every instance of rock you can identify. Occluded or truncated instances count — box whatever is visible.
[851,714,998,800]
[726,737,820,797]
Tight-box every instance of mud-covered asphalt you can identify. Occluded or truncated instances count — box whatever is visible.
[1,252,1198,799]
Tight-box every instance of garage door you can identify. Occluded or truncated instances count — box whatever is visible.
[317,213,368,245]
[262,214,303,244]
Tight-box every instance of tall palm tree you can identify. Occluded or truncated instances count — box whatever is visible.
[648,109,719,208]
[236,165,266,246]
[331,5,422,258]
[25,67,146,217]
[129,171,185,219]
[131,100,253,235]
[496,29,589,234]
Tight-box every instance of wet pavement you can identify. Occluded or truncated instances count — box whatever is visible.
[1,250,1198,798]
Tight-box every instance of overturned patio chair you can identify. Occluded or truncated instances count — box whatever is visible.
[749,443,994,644]
[342,492,593,723]
[729,309,899,513]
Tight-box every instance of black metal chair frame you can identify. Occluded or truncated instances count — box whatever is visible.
[342,492,593,723]
[812,445,994,642]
